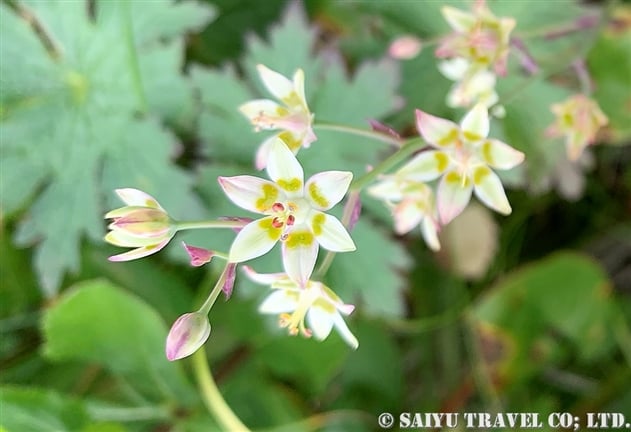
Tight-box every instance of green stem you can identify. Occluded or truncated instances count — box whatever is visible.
[176,219,249,231]
[198,263,232,315]
[350,138,427,191]
[192,349,250,432]
[314,123,403,147]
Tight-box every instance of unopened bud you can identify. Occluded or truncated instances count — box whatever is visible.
[165,312,211,361]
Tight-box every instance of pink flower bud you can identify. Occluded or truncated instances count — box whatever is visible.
[222,263,238,299]
[389,35,423,60]
[165,312,211,361]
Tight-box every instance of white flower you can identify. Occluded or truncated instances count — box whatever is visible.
[240,64,316,169]
[404,104,524,224]
[244,267,359,349]
[219,139,355,285]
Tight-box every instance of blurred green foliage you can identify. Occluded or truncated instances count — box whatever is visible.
[1,0,630,431]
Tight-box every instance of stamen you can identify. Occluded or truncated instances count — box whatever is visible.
[272,202,285,212]
[286,215,295,226]
[272,217,284,228]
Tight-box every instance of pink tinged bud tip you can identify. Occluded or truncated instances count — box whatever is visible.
[165,312,211,361]
[388,35,423,60]
[223,263,238,300]
[182,242,214,267]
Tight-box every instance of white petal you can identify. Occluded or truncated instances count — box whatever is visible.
[254,134,279,170]
[241,266,287,285]
[437,58,470,81]
[228,217,281,263]
[306,307,334,341]
[218,175,283,214]
[266,138,305,198]
[259,290,299,314]
[437,171,473,225]
[420,216,441,251]
[478,139,525,170]
[397,150,451,182]
[305,171,352,211]
[472,166,512,215]
[460,104,489,141]
[282,230,319,286]
[105,230,163,247]
[115,188,163,210]
[415,109,460,148]
[441,6,477,32]
[108,240,169,262]
[311,212,356,252]
[393,200,424,235]
[257,64,294,101]
[367,177,402,201]
[238,99,283,123]
[332,312,359,349]
[292,69,308,108]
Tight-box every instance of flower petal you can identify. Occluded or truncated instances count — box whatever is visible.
[228,217,281,263]
[478,139,525,170]
[460,104,489,141]
[108,240,170,262]
[218,175,283,214]
[266,139,305,198]
[238,99,284,124]
[242,266,288,285]
[397,150,451,182]
[282,229,319,286]
[441,6,477,32]
[437,58,470,81]
[305,171,352,210]
[292,69,308,108]
[105,230,164,247]
[306,306,334,341]
[254,134,280,170]
[437,171,473,224]
[259,289,299,314]
[311,212,356,252]
[367,177,402,201]
[332,313,359,349]
[393,200,424,235]
[472,166,512,215]
[420,216,441,251]
[115,188,163,210]
[257,64,294,101]
[415,109,460,148]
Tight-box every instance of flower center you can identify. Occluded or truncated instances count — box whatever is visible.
[270,202,297,232]
[278,287,319,338]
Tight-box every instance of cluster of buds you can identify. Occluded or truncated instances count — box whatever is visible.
[435,0,515,112]
[370,104,524,247]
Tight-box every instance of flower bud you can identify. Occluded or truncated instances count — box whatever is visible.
[165,312,211,361]
[182,242,214,267]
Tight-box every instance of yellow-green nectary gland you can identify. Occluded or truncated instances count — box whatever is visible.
[277,177,302,192]
[473,166,491,185]
[446,171,470,187]
[463,130,482,141]
[311,213,326,236]
[278,131,302,152]
[259,217,282,239]
[256,184,279,211]
[285,231,314,248]
[282,91,303,109]
[481,141,494,165]
[434,152,449,172]
[308,183,329,208]
[438,128,459,146]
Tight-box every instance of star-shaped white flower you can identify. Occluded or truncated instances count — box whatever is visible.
[402,104,525,224]
[240,64,317,169]
[243,266,359,349]
[368,177,441,251]
[219,139,355,285]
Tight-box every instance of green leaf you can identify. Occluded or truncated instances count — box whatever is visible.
[0,387,89,432]
[472,252,617,387]
[0,0,214,295]
[42,279,196,405]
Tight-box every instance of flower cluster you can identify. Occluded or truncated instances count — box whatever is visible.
[435,0,515,111]
[546,94,608,161]
[104,63,526,361]
[370,104,524,250]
